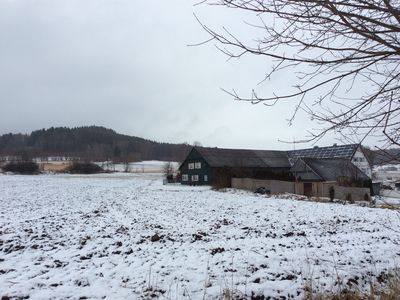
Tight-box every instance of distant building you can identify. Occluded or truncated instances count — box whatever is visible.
[0,156,21,162]
[32,157,80,162]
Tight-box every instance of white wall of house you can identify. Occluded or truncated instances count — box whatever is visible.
[352,148,372,178]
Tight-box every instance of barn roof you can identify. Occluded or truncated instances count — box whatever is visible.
[297,157,369,181]
[194,147,290,168]
[287,144,359,165]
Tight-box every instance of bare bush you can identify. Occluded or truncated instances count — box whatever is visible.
[2,161,39,175]
[67,162,104,174]
[163,162,174,180]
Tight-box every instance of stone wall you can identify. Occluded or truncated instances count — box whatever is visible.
[232,178,370,201]
[231,178,295,194]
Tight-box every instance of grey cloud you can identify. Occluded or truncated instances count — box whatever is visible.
[0,0,354,149]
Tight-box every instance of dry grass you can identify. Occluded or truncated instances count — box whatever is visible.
[304,271,400,300]
[216,275,400,300]
[378,203,400,210]
[222,288,245,300]
[38,162,71,172]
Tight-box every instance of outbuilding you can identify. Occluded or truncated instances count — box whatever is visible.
[287,143,372,178]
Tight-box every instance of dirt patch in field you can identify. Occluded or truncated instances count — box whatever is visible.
[38,162,71,172]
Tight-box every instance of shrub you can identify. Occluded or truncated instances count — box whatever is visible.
[68,162,103,174]
[2,161,39,174]
[364,193,370,202]
[346,193,354,204]
[329,186,335,202]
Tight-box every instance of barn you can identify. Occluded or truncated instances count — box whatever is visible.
[178,147,291,186]
[178,144,372,192]
[287,144,372,178]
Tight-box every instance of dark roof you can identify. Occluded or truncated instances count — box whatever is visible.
[287,144,359,165]
[298,157,369,181]
[194,147,290,168]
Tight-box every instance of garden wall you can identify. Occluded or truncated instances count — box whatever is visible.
[232,178,370,201]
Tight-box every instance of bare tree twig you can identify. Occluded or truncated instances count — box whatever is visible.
[197,0,400,151]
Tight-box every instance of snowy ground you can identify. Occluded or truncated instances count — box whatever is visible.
[96,161,179,173]
[1,173,400,300]
[377,192,400,205]
[373,163,400,183]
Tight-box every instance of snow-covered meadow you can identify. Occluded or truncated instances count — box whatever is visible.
[1,173,400,299]
[96,161,179,173]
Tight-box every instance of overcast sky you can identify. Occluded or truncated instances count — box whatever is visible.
[0,0,371,150]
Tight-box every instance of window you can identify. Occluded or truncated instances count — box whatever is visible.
[188,163,194,169]
[191,175,199,182]
[182,174,188,181]
[353,157,365,163]
[204,175,208,182]
[195,162,201,169]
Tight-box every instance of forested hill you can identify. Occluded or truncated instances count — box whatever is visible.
[0,126,192,162]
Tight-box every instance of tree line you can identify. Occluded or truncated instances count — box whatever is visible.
[0,126,192,163]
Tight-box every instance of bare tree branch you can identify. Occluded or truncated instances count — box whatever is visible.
[198,0,400,150]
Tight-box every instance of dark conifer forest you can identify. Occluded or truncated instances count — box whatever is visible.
[0,126,192,162]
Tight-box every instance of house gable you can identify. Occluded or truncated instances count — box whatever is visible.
[179,147,212,185]
[351,146,372,178]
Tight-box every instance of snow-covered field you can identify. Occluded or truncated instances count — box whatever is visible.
[96,161,179,173]
[1,173,400,299]
[373,163,400,183]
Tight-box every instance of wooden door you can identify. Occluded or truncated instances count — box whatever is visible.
[303,182,313,197]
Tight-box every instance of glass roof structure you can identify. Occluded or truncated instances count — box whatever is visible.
[287,144,359,165]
